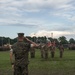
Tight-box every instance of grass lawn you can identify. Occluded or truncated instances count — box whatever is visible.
[0,49,75,75]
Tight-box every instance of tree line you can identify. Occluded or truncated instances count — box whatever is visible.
[0,36,75,46]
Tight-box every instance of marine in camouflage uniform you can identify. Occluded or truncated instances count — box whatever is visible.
[30,47,35,58]
[50,41,56,58]
[39,44,44,58]
[58,44,64,58]
[43,44,49,59]
[42,42,51,59]
[10,33,37,75]
[40,45,45,58]
[50,46,55,58]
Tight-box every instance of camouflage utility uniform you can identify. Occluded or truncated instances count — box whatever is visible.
[12,41,30,75]
[30,47,35,58]
[50,46,55,58]
[49,42,56,58]
[43,45,49,59]
[40,45,44,58]
[59,45,64,58]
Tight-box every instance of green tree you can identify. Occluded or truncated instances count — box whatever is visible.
[69,38,75,44]
[58,36,68,44]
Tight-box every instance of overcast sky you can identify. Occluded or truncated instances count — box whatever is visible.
[0,0,75,40]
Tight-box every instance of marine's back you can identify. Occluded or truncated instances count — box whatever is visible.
[12,41,30,65]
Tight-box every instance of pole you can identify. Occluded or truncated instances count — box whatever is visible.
[51,33,53,38]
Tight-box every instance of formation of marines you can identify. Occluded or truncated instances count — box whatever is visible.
[41,42,64,59]
[39,41,56,59]
[30,40,64,59]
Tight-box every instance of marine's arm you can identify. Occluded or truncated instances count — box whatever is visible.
[24,37,38,47]
[10,48,14,69]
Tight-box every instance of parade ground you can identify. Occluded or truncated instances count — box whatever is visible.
[0,49,75,75]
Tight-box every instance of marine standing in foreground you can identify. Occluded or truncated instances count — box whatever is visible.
[10,33,38,75]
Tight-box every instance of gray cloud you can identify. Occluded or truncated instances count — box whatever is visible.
[0,22,39,28]
[0,0,74,12]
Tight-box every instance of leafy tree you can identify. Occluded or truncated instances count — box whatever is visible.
[58,36,68,44]
[69,38,75,44]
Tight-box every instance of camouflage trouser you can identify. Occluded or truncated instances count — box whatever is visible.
[41,51,44,58]
[41,52,44,58]
[44,53,48,59]
[14,64,28,75]
[30,52,35,58]
[51,52,55,58]
[60,51,63,58]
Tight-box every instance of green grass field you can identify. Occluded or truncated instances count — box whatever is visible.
[0,49,75,75]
